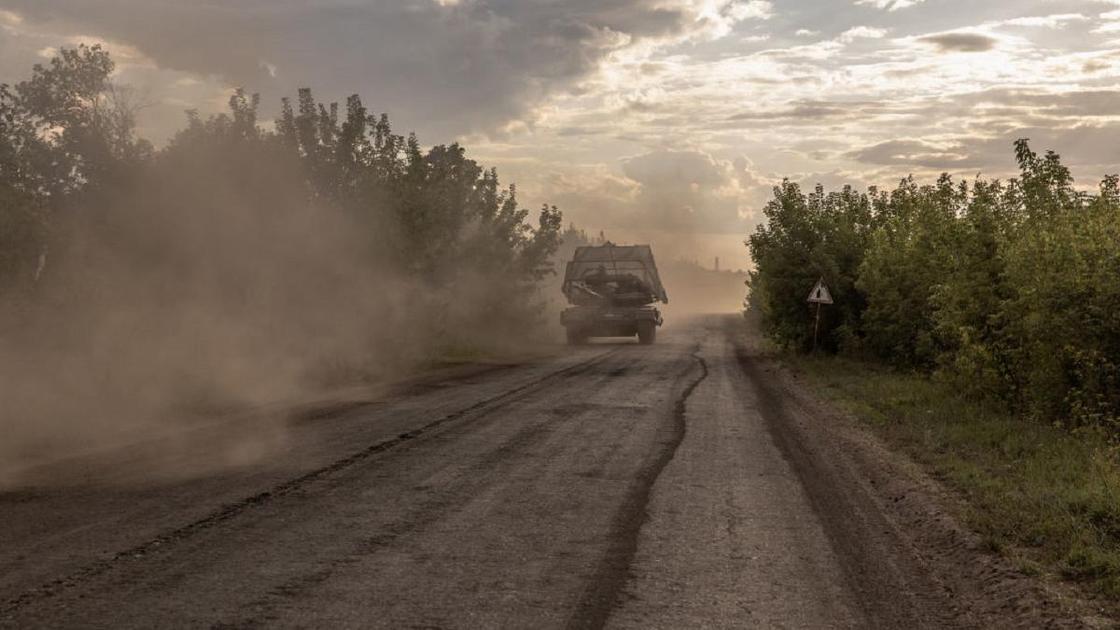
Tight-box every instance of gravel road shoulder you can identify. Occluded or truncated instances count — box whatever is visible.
[729,316,1109,628]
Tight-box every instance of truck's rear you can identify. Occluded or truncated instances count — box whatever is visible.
[560,243,668,345]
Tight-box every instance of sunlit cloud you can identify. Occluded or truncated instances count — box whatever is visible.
[854,0,925,11]
[838,26,889,43]
[993,14,1089,29]
[0,0,1117,266]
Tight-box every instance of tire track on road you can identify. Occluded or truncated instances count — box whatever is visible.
[0,347,624,620]
[223,392,593,629]
[732,327,972,629]
[566,341,710,630]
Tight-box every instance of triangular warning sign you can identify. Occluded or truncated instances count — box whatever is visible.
[807,279,833,305]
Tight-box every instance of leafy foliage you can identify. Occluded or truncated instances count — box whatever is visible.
[748,140,1120,432]
[0,47,563,375]
[747,181,871,352]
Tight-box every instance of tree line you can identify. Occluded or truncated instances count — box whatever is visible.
[748,142,1120,433]
[0,46,563,381]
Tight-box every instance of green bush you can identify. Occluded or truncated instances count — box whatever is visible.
[748,141,1120,432]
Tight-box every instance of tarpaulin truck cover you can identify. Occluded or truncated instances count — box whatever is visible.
[561,244,668,304]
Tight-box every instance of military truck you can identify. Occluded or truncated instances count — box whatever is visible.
[560,243,668,345]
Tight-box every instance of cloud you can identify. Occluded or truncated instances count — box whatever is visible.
[838,26,889,43]
[994,14,1089,29]
[2,0,1117,255]
[854,0,924,11]
[848,122,1120,175]
[728,100,888,123]
[729,1,774,21]
[917,32,999,53]
[0,0,772,140]
[955,88,1120,118]
[847,139,977,168]
[538,149,764,236]
[619,149,756,233]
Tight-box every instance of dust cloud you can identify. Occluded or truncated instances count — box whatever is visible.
[658,259,748,320]
[0,128,548,488]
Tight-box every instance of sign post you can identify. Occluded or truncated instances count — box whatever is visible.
[807,278,833,352]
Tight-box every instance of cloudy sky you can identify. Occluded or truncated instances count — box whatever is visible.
[1,0,1118,269]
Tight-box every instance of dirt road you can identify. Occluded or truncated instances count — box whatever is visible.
[0,316,1092,628]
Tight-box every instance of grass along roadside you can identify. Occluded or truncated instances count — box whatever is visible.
[787,353,1120,601]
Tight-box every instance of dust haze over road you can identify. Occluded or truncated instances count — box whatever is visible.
[0,316,1086,628]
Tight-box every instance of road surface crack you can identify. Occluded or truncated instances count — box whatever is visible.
[567,342,710,630]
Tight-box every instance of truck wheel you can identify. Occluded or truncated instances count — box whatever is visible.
[637,322,657,345]
[566,328,587,345]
